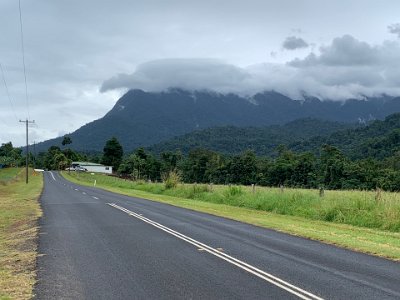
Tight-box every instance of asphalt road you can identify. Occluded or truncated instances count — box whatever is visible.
[34,171,400,299]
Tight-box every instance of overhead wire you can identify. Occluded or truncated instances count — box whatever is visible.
[0,63,19,122]
[18,0,30,119]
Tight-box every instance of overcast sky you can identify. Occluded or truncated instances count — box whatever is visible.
[1,0,400,146]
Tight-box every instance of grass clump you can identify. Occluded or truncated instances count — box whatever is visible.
[0,168,43,300]
[162,170,181,189]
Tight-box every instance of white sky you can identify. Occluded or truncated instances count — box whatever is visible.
[1,0,400,146]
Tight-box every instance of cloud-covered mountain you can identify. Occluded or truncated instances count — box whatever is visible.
[34,89,400,153]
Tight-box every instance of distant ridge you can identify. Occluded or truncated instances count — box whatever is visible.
[34,89,400,152]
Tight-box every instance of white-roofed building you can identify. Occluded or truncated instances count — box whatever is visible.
[71,162,113,174]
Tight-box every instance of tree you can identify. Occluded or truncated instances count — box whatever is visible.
[160,151,182,174]
[267,148,296,186]
[320,145,346,189]
[227,150,257,185]
[0,142,23,167]
[62,135,72,146]
[118,148,161,181]
[290,152,317,188]
[101,137,123,171]
[181,149,216,183]
[53,152,70,170]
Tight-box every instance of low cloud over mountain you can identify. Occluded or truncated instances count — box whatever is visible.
[101,35,400,101]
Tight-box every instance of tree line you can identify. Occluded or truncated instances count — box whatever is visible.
[118,144,400,192]
[2,134,399,192]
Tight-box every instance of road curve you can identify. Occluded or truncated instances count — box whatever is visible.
[34,172,400,299]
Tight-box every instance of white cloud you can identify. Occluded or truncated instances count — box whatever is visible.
[101,59,250,94]
[101,35,400,101]
[290,35,379,66]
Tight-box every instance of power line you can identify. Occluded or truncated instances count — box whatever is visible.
[0,63,19,121]
[18,0,30,119]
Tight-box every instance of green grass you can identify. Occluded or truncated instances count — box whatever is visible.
[0,168,43,300]
[62,172,400,260]
[0,168,22,185]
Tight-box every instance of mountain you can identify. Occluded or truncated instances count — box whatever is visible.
[147,118,358,156]
[34,89,400,152]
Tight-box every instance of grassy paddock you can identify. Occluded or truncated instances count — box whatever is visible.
[0,168,43,300]
[0,168,22,185]
[63,171,400,260]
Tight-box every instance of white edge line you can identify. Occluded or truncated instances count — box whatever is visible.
[107,203,323,300]
[49,171,56,181]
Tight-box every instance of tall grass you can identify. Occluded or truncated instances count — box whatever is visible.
[65,172,400,232]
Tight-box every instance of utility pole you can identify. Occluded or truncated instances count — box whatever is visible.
[33,141,36,169]
[19,119,35,183]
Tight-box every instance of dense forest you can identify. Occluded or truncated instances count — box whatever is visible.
[149,113,400,159]
[148,118,358,156]
[291,113,400,159]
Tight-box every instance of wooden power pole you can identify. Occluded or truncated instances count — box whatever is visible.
[19,119,35,183]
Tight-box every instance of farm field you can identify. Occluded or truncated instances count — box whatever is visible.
[63,171,400,260]
[0,168,43,300]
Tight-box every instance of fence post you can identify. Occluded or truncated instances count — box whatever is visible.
[252,184,256,194]
[375,187,382,202]
[319,187,324,197]
[280,184,284,193]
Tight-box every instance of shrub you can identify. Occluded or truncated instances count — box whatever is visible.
[162,170,181,189]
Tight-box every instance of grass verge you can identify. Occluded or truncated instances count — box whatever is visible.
[0,168,22,185]
[0,168,43,300]
[62,171,400,261]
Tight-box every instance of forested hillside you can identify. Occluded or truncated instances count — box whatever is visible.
[147,118,358,155]
[290,113,400,159]
[149,113,400,160]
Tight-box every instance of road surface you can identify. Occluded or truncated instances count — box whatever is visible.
[34,171,400,299]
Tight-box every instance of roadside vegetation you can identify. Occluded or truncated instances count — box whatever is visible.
[0,168,43,300]
[63,171,400,260]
